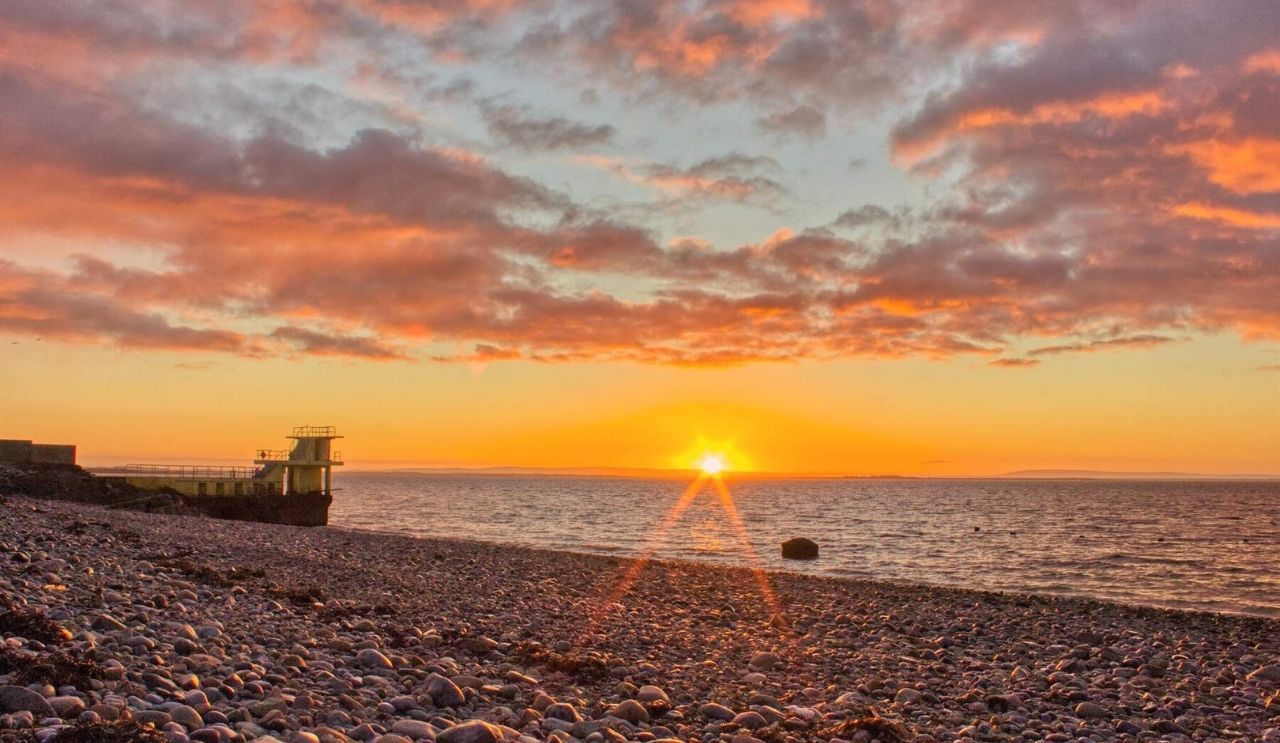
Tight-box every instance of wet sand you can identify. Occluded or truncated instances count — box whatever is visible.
[2,497,1278,742]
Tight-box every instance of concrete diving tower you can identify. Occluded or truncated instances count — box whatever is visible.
[254,425,343,496]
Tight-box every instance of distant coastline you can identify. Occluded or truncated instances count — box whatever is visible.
[998,468,1280,481]
[332,465,1280,481]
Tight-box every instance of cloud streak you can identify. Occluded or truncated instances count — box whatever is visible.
[482,104,616,151]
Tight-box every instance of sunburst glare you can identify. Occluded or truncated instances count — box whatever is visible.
[698,452,726,475]
[581,443,785,643]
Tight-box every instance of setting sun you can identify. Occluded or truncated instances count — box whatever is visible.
[698,453,726,475]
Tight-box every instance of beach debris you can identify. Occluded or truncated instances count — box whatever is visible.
[781,536,819,559]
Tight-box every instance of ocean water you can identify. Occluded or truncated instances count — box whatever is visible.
[330,474,1280,617]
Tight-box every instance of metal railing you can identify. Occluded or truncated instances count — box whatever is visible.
[122,464,258,480]
[253,449,342,463]
[290,425,338,438]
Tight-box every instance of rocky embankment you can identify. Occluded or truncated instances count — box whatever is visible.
[1,497,1278,743]
[0,464,182,513]
[0,465,329,527]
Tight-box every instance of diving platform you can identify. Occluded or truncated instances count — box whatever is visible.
[102,425,343,526]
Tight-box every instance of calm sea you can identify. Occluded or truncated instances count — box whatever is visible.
[330,474,1280,617]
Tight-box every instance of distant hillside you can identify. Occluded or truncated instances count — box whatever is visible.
[1000,469,1279,480]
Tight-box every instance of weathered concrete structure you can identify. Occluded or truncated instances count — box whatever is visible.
[0,439,77,465]
[117,426,341,500]
[102,426,341,525]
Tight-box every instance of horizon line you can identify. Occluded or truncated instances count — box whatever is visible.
[83,459,1280,481]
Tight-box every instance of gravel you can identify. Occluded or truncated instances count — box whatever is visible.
[1,496,1278,742]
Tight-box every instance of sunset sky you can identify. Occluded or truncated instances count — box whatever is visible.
[2,0,1278,475]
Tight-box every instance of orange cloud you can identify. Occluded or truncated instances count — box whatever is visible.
[1173,202,1280,229]
[899,90,1170,163]
[724,0,818,27]
[1175,138,1280,195]
[1243,49,1280,74]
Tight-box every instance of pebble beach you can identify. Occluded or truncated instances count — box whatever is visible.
[2,497,1279,743]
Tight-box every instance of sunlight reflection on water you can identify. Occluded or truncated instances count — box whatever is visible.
[330,474,1280,617]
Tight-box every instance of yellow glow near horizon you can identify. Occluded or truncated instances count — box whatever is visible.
[675,436,753,474]
[698,452,726,475]
[2,335,1278,476]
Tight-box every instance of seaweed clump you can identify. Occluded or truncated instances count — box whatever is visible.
[823,715,910,742]
[270,584,327,606]
[0,646,101,687]
[19,649,101,687]
[509,641,611,681]
[169,558,266,588]
[46,719,167,743]
[0,598,70,644]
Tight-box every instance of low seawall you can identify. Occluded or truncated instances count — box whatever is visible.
[0,463,330,526]
[183,490,332,526]
[0,439,77,465]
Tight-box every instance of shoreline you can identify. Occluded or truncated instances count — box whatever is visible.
[325,520,1279,624]
[2,496,1279,742]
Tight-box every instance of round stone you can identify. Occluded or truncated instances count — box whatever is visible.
[435,720,502,743]
[356,648,393,669]
[612,699,650,724]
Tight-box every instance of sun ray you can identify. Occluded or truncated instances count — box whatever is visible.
[710,475,784,623]
[578,473,709,641]
[580,458,789,644]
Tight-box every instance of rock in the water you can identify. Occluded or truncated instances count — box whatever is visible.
[781,537,818,560]
[435,720,502,743]
[0,685,55,717]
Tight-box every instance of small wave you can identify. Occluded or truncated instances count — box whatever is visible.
[570,543,625,553]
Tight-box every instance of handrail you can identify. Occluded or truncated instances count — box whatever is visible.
[253,449,342,463]
[122,464,258,480]
[290,425,338,437]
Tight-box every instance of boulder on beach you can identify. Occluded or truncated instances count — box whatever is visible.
[781,537,819,560]
[0,685,55,717]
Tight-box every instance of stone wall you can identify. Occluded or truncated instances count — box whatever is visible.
[0,439,33,463]
[31,444,77,464]
[0,439,77,464]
